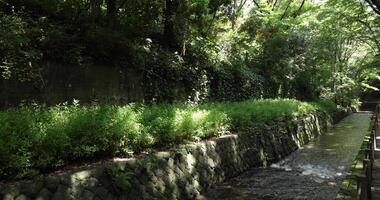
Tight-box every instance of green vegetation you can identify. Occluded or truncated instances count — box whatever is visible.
[0,99,335,180]
[0,0,379,185]
[0,0,379,107]
[109,165,135,192]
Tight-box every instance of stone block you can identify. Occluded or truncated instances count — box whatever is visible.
[3,193,17,200]
[15,194,29,200]
[1,187,20,200]
[45,176,60,192]
[35,188,53,200]
[154,152,170,160]
[71,170,92,181]
[20,181,44,198]
[81,190,94,200]
[82,177,99,189]
[52,185,71,200]
[93,187,108,199]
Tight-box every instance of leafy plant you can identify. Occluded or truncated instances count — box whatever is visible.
[0,99,336,180]
[109,165,135,192]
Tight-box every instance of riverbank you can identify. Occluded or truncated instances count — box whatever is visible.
[0,108,338,200]
[204,112,371,200]
[336,112,374,199]
[0,99,337,181]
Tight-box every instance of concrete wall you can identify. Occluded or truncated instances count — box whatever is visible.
[0,63,145,108]
[0,112,333,200]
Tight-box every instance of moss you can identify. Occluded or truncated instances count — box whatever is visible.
[336,124,372,199]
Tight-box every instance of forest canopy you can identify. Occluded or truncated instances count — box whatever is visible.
[0,0,379,106]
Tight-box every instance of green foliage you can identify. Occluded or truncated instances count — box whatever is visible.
[220,99,322,129]
[2,0,378,106]
[0,99,335,180]
[304,0,380,106]
[311,100,339,113]
[209,60,264,101]
[1,0,378,185]
[109,165,135,192]
[0,13,42,82]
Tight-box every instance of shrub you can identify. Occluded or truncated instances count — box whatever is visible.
[0,99,336,180]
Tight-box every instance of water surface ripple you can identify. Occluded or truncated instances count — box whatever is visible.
[204,113,371,200]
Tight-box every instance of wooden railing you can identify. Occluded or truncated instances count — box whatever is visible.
[357,104,379,200]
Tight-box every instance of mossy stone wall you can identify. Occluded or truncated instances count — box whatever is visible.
[0,112,333,200]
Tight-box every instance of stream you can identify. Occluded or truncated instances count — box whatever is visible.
[204,112,371,200]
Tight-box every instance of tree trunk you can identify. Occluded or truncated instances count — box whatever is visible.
[106,0,117,27]
[90,0,103,22]
[163,0,181,51]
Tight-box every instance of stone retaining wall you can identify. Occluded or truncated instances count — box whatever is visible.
[0,112,334,200]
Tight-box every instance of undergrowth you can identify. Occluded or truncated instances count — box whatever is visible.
[0,99,337,180]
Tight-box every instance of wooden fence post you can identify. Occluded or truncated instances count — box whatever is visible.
[357,174,368,200]
[364,159,372,199]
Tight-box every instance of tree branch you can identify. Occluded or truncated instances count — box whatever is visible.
[293,0,306,18]
[272,0,279,10]
[371,0,380,10]
[252,0,260,8]
[280,0,293,20]
[237,0,249,13]
[338,11,380,51]
[365,0,380,15]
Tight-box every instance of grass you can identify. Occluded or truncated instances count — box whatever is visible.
[0,99,337,180]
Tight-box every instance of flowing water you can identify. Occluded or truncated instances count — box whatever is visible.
[204,113,371,200]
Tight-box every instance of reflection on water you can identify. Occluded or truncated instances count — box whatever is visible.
[205,113,371,200]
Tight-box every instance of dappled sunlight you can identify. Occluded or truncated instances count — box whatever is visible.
[0,0,379,199]
[0,99,338,180]
[206,113,372,200]
[191,110,208,122]
[298,164,343,179]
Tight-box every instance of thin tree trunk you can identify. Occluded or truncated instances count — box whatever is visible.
[163,0,180,51]
[280,0,293,20]
[90,0,102,22]
[106,0,117,27]
[293,0,306,18]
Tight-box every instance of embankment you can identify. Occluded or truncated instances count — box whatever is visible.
[0,111,347,200]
